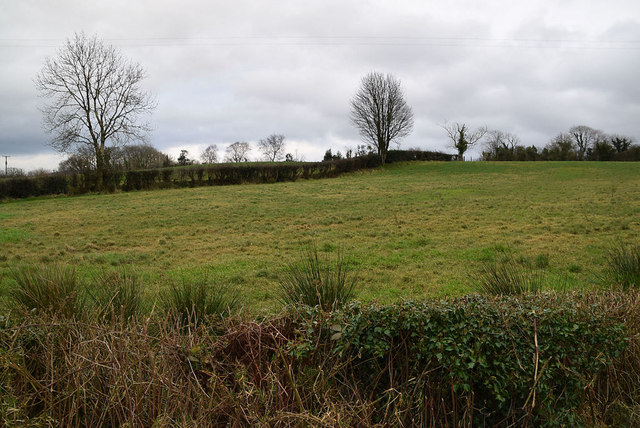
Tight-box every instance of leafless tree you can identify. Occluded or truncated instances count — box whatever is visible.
[441,122,487,160]
[114,144,166,170]
[224,142,251,163]
[485,130,520,152]
[569,125,606,160]
[350,72,414,165]
[201,144,219,164]
[35,32,155,189]
[258,134,286,162]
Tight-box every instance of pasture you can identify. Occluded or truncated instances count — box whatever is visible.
[1,161,638,312]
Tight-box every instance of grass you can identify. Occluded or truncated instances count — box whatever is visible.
[88,267,143,320]
[279,241,358,310]
[475,257,545,295]
[162,276,239,325]
[1,161,639,312]
[7,264,83,318]
[604,243,640,290]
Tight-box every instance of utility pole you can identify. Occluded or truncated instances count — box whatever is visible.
[1,155,9,176]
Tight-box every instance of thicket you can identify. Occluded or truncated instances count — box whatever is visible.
[1,291,637,426]
[0,150,446,200]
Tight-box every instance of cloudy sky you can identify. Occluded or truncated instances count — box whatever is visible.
[1,0,639,171]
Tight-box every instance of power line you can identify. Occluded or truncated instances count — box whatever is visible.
[0,35,639,50]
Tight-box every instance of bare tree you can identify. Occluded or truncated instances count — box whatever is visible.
[569,125,606,160]
[484,130,519,153]
[35,33,154,189]
[201,144,219,164]
[114,144,166,170]
[258,134,286,162]
[350,72,414,165]
[442,122,487,160]
[486,130,520,151]
[224,142,251,163]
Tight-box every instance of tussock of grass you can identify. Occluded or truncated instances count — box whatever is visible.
[476,257,544,295]
[7,264,84,318]
[279,242,358,310]
[162,276,239,325]
[88,267,142,321]
[605,243,640,290]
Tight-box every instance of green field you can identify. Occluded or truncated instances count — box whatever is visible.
[1,161,639,312]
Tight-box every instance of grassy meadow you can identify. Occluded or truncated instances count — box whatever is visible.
[1,161,639,312]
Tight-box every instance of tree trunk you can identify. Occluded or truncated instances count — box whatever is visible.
[95,148,104,190]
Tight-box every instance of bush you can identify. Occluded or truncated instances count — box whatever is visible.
[6,265,84,318]
[0,292,634,426]
[294,294,628,426]
[604,243,640,290]
[476,257,544,295]
[88,267,142,321]
[279,242,358,310]
[161,276,238,325]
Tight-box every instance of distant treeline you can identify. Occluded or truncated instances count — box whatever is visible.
[483,144,640,161]
[482,128,640,161]
[0,150,453,200]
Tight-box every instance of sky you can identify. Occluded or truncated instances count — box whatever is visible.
[1,0,639,171]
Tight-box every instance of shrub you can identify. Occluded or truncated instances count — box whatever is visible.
[7,264,84,318]
[88,267,142,321]
[279,243,358,310]
[476,257,544,295]
[0,292,633,426]
[294,294,628,426]
[161,276,238,325]
[604,243,640,290]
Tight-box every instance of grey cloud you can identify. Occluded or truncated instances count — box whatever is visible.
[1,1,640,170]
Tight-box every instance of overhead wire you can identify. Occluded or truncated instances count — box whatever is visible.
[0,35,639,49]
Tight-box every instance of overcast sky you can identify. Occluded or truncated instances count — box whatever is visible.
[1,0,639,171]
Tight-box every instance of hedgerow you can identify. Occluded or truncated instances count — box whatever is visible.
[292,295,628,426]
[0,150,453,200]
[1,292,633,426]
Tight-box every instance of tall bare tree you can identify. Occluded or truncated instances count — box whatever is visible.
[201,144,219,164]
[350,72,414,165]
[569,125,605,160]
[441,122,487,160]
[258,134,286,162]
[35,32,155,189]
[224,142,251,163]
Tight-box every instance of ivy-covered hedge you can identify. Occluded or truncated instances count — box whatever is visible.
[293,295,627,426]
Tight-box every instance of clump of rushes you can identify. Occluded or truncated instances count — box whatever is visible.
[476,257,544,295]
[162,275,238,325]
[279,242,358,310]
[8,264,84,318]
[604,243,640,290]
[88,267,142,321]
